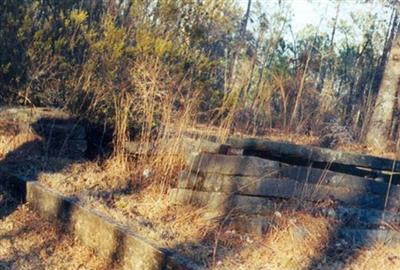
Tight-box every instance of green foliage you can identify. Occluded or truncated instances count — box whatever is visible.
[0,0,396,143]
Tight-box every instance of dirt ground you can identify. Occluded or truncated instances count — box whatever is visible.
[0,188,109,270]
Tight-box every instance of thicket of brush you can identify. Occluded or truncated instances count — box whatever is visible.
[1,1,399,162]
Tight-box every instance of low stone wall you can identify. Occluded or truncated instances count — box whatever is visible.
[170,135,400,245]
[0,172,199,270]
[26,181,199,270]
[0,107,200,270]
[0,107,87,159]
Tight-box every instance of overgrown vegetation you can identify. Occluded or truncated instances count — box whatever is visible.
[1,0,399,155]
[2,1,400,269]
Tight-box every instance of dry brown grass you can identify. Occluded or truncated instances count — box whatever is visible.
[1,114,400,269]
[188,124,399,159]
[0,133,40,159]
[212,212,333,270]
[185,125,321,146]
[37,162,220,263]
[37,162,330,268]
[2,155,400,269]
[0,197,108,270]
[34,158,400,269]
[336,142,397,160]
[338,243,400,270]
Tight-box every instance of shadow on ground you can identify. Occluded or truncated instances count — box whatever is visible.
[0,201,109,269]
[0,116,113,268]
[0,117,91,216]
[305,168,394,269]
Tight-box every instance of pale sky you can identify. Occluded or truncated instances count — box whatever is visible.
[237,0,392,43]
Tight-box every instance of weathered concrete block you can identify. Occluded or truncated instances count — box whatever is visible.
[280,164,398,196]
[169,187,230,212]
[178,171,293,198]
[223,137,400,173]
[169,188,276,215]
[292,180,400,210]
[180,130,400,172]
[25,182,200,270]
[125,136,225,167]
[178,170,400,210]
[189,154,280,176]
[180,136,223,154]
[231,195,277,213]
[179,137,225,167]
[0,107,87,159]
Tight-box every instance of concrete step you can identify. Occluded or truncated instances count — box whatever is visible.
[280,164,396,195]
[181,132,400,176]
[189,153,280,177]
[169,188,278,215]
[178,171,400,211]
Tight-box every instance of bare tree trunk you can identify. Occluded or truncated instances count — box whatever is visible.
[365,32,400,151]
[244,32,261,101]
[373,6,398,91]
[225,0,251,95]
[290,50,311,130]
[317,1,340,92]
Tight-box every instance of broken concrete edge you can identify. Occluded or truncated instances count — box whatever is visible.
[170,184,400,223]
[280,164,400,195]
[170,188,400,244]
[178,170,400,211]
[124,136,222,155]
[181,131,400,173]
[168,188,272,235]
[185,162,400,196]
[168,188,279,215]
[7,179,200,270]
[231,139,400,173]
[189,153,280,177]
[182,154,400,197]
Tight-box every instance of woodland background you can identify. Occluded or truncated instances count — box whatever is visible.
[1,0,399,154]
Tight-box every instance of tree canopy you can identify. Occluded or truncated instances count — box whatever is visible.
[0,0,398,151]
